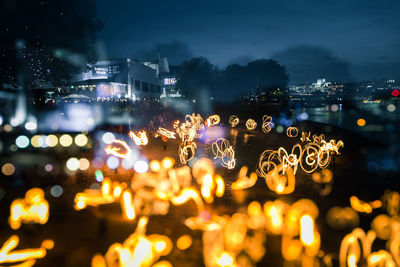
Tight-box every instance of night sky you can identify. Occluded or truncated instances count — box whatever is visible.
[97,0,400,83]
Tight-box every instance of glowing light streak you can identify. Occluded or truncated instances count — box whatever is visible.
[261,115,273,133]
[300,132,311,142]
[92,216,172,267]
[228,115,239,127]
[231,166,257,190]
[350,196,382,214]
[205,115,220,127]
[9,188,49,230]
[0,236,54,266]
[156,127,176,139]
[286,127,298,138]
[211,138,236,169]
[104,139,132,159]
[245,118,257,130]
[128,130,148,145]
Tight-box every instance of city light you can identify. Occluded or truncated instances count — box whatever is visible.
[15,135,30,148]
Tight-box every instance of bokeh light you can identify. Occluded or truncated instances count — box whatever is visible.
[95,170,104,182]
[392,89,399,97]
[46,134,58,147]
[50,185,63,197]
[74,134,88,147]
[2,163,15,176]
[387,104,396,112]
[15,135,30,149]
[356,118,366,127]
[102,132,115,144]
[134,160,148,173]
[60,134,73,147]
[106,156,119,169]
[66,157,80,171]
[79,158,90,171]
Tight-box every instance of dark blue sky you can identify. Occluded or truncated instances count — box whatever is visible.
[97,0,400,83]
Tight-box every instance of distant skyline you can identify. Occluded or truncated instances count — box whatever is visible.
[96,0,400,83]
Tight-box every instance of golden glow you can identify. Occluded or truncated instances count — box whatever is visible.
[245,118,257,130]
[0,235,54,265]
[9,188,49,230]
[286,127,298,138]
[121,190,136,220]
[216,251,235,267]
[74,134,88,147]
[231,166,257,190]
[104,139,132,159]
[262,115,273,133]
[129,130,148,145]
[205,115,220,127]
[300,215,315,246]
[357,118,366,127]
[46,134,58,147]
[228,115,239,127]
[2,163,15,176]
[161,157,175,169]
[212,138,236,169]
[157,127,176,139]
[59,134,73,147]
[350,196,382,214]
[176,235,192,250]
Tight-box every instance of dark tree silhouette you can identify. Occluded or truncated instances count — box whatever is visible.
[176,57,218,99]
[219,59,289,101]
[0,0,102,89]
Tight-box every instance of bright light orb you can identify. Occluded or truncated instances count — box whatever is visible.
[50,185,63,197]
[66,157,80,171]
[79,158,90,171]
[74,134,88,147]
[2,163,15,176]
[356,118,366,127]
[46,134,58,147]
[60,134,73,147]
[106,156,119,169]
[102,132,115,145]
[15,135,30,149]
[134,160,149,173]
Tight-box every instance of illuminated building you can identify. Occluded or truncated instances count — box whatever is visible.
[72,58,164,101]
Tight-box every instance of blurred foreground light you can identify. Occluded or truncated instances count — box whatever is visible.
[46,134,58,147]
[50,185,63,197]
[4,124,12,132]
[392,89,399,97]
[95,170,104,182]
[31,135,42,148]
[24,121,37,131]
[106,156,119,169]
[66,157,79,171]
[276,125,284,134]
[356,118,366,127]
[176,235,192,250]
[15,135,30,148]
[134,160,148,173]
[387,104,396,112]
[297,112,309,121]
[92,157,103,169]
[74,134,88,147]
[45,163,53,172]
[79,158,90,171]
[121,157,135,169]
[0,115,3,125]
[331,104,339,112]
[102,132,115,144]
[60,134,73,147]
[2,163,15,176]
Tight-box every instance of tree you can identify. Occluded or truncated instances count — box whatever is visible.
[176,57,218,99]
[0,0,102,89]
[218,59,289,102]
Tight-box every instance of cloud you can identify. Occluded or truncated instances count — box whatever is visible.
[271,45,352,84]
[132,41,194,65]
